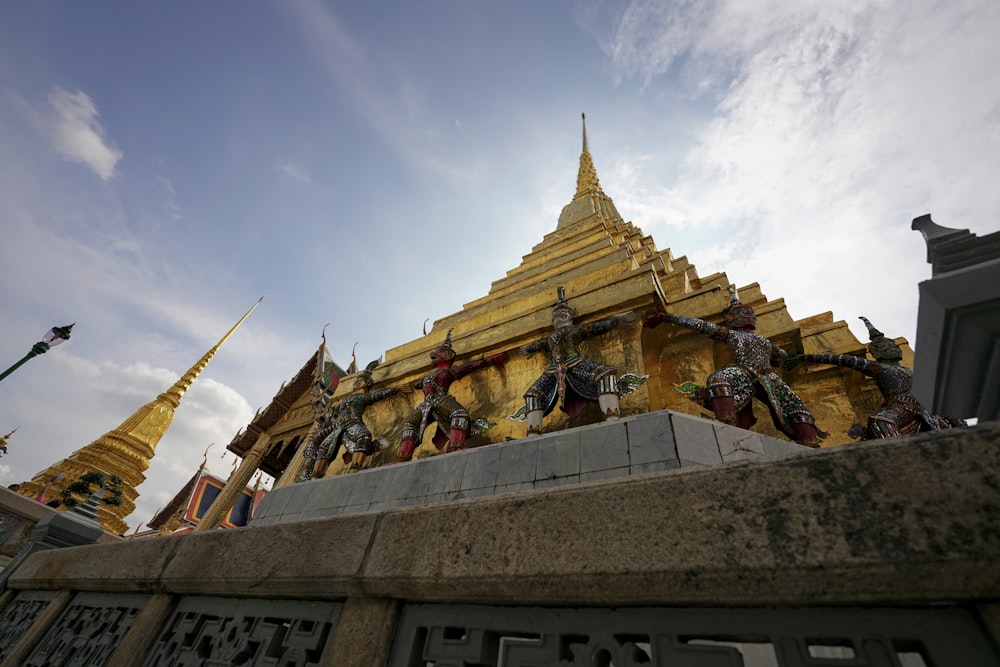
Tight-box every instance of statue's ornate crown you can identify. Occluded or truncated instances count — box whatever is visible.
[435,329,456,360]
[552,286,578,318]
[723,285,755,323]
[859,316,902,361]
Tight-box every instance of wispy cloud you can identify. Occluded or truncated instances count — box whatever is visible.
[48,87,123,180]
[285,1,481,185]
[155,175,183,220]
[585,0,1000,344]
[274,160,310,182]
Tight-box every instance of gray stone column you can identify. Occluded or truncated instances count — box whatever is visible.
[322,597,401,667]
[104,593,178,667]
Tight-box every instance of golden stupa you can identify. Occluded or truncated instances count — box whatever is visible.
[235,116,900,486]
[17,299,262,535]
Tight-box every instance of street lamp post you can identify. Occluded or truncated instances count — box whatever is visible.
[0,324,75,383]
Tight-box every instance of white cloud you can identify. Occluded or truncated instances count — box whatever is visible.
[592,0,1000,345]
[48,88,123,180]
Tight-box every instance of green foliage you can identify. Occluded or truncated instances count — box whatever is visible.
[59,471,125,507]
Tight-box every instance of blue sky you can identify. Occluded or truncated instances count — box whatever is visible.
[1,0,998,531]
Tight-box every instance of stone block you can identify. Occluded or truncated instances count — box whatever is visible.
[579,421,629,473]
[345,471,381,507]
[580,468,629,483]
[762,436,808,458]
[625,410,678,465]
[495,482,535,495]
[366,501,394,514]
[253,486,293,523]
[496,440,539,486]
[630,460,681,476]
[323,475,360,510]
[398,459,435,499]
[671,413,722,465]
[279,482,322,520]
[301,508,337,521]
[460,445,502,491]
[536,437,580,481]
[423,493,449,506]
[456,487,494,500]
[426,453,469,495]
[303,478,355,513]
[722,449,763,462]
[715,425,766,462]
[369,466,407,503]
[323,504,348,516]
[536,474,580,489]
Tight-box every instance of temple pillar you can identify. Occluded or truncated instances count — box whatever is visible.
[195,433,270,532]
[275,420,321,488]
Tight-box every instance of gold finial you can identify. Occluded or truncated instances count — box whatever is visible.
[346,342,359,374]
[0,426,16,457]
[575,113,602,196]
[199,444,213,471]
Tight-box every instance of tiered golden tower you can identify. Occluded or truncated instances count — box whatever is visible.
[270,116,899,479]
[17,299,262,534]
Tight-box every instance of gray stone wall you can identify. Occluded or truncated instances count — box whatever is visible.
[1,416,998,665]
[251,410,805,525]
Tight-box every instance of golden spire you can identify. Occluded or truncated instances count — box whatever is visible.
[574,112,602,196]
[17,298,263,535]
[160,296,264,407]
[558,114,619,231]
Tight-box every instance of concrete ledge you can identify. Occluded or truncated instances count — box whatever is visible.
[8,422,1000,608]
[250,409,808,525]
[9,514,378,599]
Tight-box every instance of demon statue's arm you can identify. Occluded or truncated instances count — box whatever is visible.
[803,352,879,376]
[451,351,509,381]
[581,311,637,338]
[519,339,547,358]
[364,386,399,406]
[644,310,729,343]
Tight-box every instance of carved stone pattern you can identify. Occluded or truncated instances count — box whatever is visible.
[22,592,150,667]
[141,595,342,666]
[0,591,60,663]
[389,603,1000,667]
